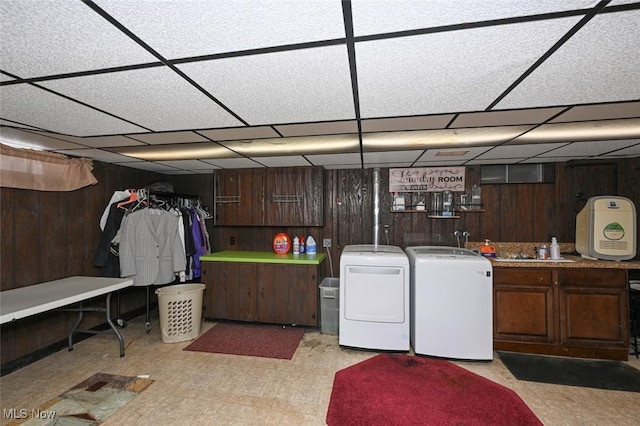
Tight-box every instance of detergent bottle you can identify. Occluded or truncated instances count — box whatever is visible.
[480,239,496,258]
[306,235,317,254]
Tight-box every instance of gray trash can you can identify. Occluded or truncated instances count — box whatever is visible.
[319,278,340,335]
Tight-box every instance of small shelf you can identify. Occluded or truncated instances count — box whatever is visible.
[391,209,484,214]
[427,215,460,219]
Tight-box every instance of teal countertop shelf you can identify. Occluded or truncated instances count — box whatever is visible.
[200,250,327,265]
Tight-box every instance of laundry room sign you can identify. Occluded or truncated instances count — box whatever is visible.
[389,167,466,192]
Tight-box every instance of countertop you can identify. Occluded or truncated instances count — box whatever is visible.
[488,255,640,269]
[200,250,326,265]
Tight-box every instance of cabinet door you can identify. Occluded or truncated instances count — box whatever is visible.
[493,268,555,343]
[264,167,324,226]
[558,269,628,347]
[256,264,318,326]
[215,169,264,225]
[203,262,257,322]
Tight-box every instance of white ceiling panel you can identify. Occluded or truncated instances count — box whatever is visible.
[361,115,453,133]
[418,146,493,161]
[475,143,569,160]
[0,74,15,82]
[55,148,140,163]
[466,158,528,165]
[162,170,199,175]
[306,153,363,166]
[119,162,178,172]
[40,67,243,132]
[414,159,478,167]
[177,45,355,125]
[198,126,280,141]
[356,17,581,118]
[95,0,346,59]
[0,0,158,78]
[1,121,41,131]
[539,139,640,157]
[351,0,599,36]
[201,157,263,169]
[275,121,358,137]
[251,156,312,168]
[155,160,216,170]
[74,135,146,148]
[598,142,640,157]
[550,102,640,123]
[451,108,565,128]
[496,10,640,109]
[362,150,424,164]
[0,84,147,136]
[0,127,87,150]
[127,131,209,145]
[521,156,590,163]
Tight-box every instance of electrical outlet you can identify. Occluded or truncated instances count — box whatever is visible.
[323,238,332,248]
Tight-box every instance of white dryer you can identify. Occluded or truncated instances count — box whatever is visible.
[339,245,410,351]
[406,246,493,360]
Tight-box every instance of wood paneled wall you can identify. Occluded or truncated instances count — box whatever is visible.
[1,157,638,367]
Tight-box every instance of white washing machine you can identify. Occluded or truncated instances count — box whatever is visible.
[339,244,410,351]
[406,246,493,360]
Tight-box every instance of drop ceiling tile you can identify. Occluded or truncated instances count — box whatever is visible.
[110,142,239,161]
[306,153,363,166]
[475,143,568,159]
[418,146,493,161]
[198,126,280,141]
[323,164,363,170]
[119,162,178,172]
[251,156,311,168]
[0,127,86,150]
[513,118,640,143]
[364,162,415,168]
[414,159,477,167]
[162,170,199,175]
[40,67,243,132]
[520,156,590,163]
[155,160,215,170]
[95,0,345,59]
[538,139,640,157]
[0,0,158,78]
[1,120,42,131]
[361,115,453,133]
[451,108,565,128]
[0,84,147,136]
[597,142,640,157]
[0,74,15,82]
[54,148,139,163]
[351,0,598,36]
[77,135,146,148]
[356,16,581,118]
[550,101,640,123]
[127,131,209,145]
[466,158,528,165]
[496,10,640,109]
[201,158,263,169]
[220,134,360,157]
[362,150,424,164]
[363,126,534,150]
[275,121,358,137]
[177,45,355,125]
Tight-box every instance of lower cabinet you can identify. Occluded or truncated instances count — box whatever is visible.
[202,261,320,326]
[493,267,629,360]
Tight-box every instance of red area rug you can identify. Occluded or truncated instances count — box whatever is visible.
[327,354,542,426]
[183,322,305,360]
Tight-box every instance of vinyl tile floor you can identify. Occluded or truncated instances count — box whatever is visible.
[1,315,639,426]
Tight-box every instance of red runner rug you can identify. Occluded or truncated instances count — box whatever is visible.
[327,354,542,426]
[183,322,305,360]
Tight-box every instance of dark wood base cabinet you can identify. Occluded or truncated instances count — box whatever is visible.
[201,261,321,326]
[493,268,629,360]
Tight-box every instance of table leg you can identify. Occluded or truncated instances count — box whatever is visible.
[67,303,84,351]
[105,292,125,357]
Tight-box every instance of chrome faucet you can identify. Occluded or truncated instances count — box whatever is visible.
[462,231,470,249]
[453,231,462,248]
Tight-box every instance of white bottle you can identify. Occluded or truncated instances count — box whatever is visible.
[550,237,561,260]
[306,235,317,254]
[293,236,300,255]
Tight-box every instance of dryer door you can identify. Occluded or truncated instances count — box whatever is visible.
[343,265,405,323]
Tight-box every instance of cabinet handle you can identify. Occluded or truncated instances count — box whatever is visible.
[261,288,264,298]
[272,194,302,203]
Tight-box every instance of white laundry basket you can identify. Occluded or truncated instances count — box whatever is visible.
[155,283,205,343]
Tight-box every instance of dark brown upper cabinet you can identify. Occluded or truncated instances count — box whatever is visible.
[215,167,324,226]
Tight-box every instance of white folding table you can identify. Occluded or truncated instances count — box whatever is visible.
[0,276,134,357]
